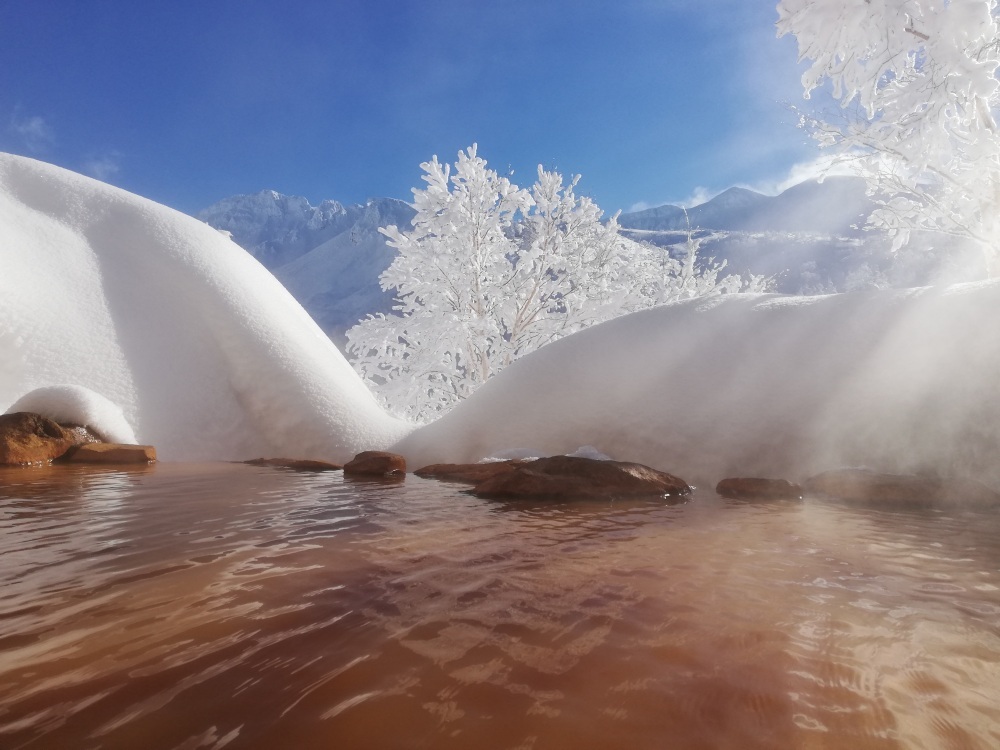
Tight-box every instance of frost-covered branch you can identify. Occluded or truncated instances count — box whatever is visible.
[347,145,766,421]
[777,0,1000,267]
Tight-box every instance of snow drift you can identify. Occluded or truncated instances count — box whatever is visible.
[394,283,1000,488]
[5,152,999,488]
[0,153,410,461]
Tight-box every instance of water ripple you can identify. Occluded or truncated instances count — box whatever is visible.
[1,465,1000,748]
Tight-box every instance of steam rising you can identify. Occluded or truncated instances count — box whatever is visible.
[396,282,1000,487]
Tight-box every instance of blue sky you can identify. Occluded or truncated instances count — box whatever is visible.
[0,1,822,215]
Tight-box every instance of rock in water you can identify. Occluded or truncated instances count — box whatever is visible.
[244,458,343,471]
[0,412,75,465]
[414,460,528,484]
[61,443,157,464]
[343,451,406,477]
[804,468,1000,508]
[716,477,803,500]
[471,455,690,501]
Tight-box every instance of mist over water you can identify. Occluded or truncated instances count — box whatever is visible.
[2,463,1000,749]
[395,281,1000,492]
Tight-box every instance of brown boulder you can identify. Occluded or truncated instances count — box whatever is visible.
[414,460,528,484]
[245,457,343,471]
[343,450,406,477]
[61,443,157,464]
[716,477,803,500]
[471,455,690,501]
[804,469,1000,508]
[0,412,76,465]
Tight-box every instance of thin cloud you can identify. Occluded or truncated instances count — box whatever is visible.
[628,186,721,214]
[83,151,123,182]
[675,186,717,209]
[9,110,54,152]
[745,154,861,196]
[627,200,654,213]
[627,155,861,214]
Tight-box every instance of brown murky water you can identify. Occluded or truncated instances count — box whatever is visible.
[1,463,999,749]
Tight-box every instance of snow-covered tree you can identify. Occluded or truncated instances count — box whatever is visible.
[345,146,530,418]
[502,167,641,356]
[347,145,763,421]
[636,210,764,305]
[776,0,1000,267]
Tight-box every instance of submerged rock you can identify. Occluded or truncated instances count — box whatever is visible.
[471,455,690,501]
[344,450,406,477]
[804,469,1000,508]
[414,460,528,484]
[0,412,76,465]
[61,443,157,464]
[716,477,803,500]
[245,457,342,471]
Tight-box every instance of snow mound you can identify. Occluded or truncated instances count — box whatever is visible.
[7,385,137,444]
[396,282,1000,488]
[0,153,411,461]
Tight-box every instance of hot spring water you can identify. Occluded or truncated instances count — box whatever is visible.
[1,463,999,749]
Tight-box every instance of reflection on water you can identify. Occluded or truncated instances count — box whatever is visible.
[1,463,999,749]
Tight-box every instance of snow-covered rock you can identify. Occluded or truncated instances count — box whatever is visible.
[394,282,1000,489]
[0,153,411,462]
[8,385,137,444]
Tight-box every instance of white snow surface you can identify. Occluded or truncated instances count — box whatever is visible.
[8,385,137,444]
[5,152,999,487]
[393,282,1000,488]
[0,153,411,461]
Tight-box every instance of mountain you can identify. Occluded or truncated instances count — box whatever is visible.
[617,202,686,231]
[197,190,351,268]
[198,191,414,347]
[619,177,871,235]
[197,179,986,347]
[619,177,984,294]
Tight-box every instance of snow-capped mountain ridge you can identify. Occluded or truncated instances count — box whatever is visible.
[197,177,985,347]
[198,190,412,271]
[619,177,871,235]
[198,191,414,347]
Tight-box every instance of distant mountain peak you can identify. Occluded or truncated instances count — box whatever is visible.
[708,185,764,202]
[197,190,349,268]
[619,177,870,234]
[194,176,980,352]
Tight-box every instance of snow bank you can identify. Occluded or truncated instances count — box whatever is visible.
[7,152,997,486]
[0,153,411,461]
[396,282,1000,488]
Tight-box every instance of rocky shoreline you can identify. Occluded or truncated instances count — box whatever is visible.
[3,410,999,509]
